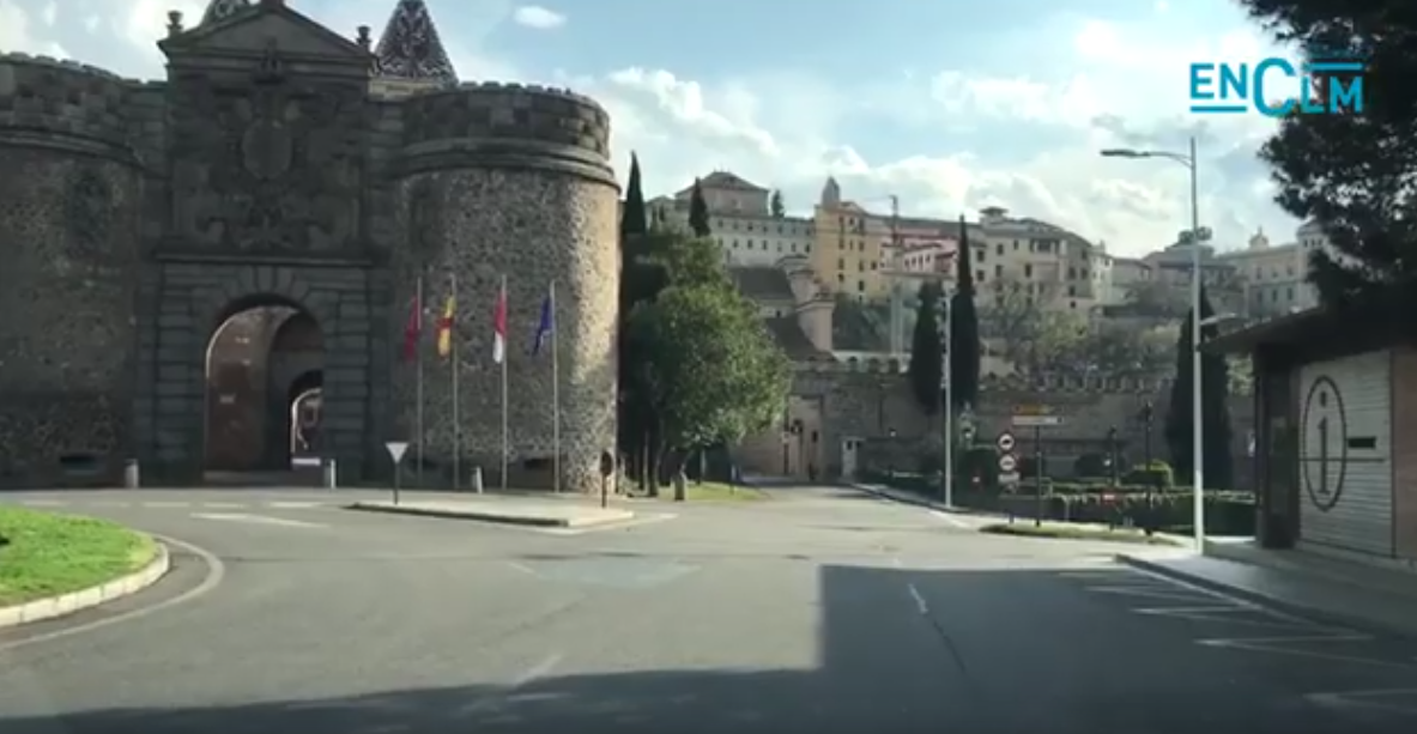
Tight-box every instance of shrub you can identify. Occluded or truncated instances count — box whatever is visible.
[1122,460,1173,489]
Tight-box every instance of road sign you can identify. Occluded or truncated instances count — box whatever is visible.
[385,441,409,463]
[999,471,1020,485]
[998,454,1017,473]
[1012,414,1063,427]
[996,431,1015,452]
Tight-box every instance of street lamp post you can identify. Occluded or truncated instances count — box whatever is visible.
[1101,136,1205,551]
[942,281,954,508]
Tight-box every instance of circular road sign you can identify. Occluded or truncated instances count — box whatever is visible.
[998,454,1018,473]
[996,431,1016,453]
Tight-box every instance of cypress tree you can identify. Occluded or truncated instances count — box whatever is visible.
[688,179,711,237]
[948,216,980,410]
[621,153,647,239]
[908,282,943,416]
[1164,288,1234,488]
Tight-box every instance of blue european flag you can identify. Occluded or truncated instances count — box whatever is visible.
[532,292,553,356]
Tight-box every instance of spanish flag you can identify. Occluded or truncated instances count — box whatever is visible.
[435,293,455,359]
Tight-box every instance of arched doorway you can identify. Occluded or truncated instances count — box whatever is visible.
[285,370,323,470]
[203,299,324,475]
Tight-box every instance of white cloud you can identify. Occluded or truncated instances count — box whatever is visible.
[0,0,64,57]
[511,5,565,30]
[0,0,1299,259]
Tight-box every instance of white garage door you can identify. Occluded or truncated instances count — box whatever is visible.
[1298,350,1393,556]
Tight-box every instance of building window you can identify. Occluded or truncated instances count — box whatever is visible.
[994,264,1003,278]
[977,270,986,282]
[857,280,866,292]
[996,244,1004,256]
[837,273,845,283]
[1024,264,1033,278]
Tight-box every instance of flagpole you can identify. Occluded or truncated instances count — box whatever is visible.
[450,272,460,491]
[415,275,425,486]
[500,274,510,491]
[551,280,560,494]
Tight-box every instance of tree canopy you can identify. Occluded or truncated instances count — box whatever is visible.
[688,179,711,237]
[1164,288,1234,489]
[1239,0,1417,305]
[770,190,785,218]
[949,217,980,409]
[621,153,647,239]
[907,281,943,416]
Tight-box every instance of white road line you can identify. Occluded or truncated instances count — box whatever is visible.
[1132,605,1258,615]
[457,653,563,716]
[190,512,326,528]
[907,583,929,615]
[0,533,226,652]
[1134,608,1324,630]
[198,502,242,508]
[1305,689,1417,715]
[506,561,537,577]
[90,500,130,507]
[928,509,971,528]
[1197,636,1411,669]
[1085,585,1215,602]
[535,512,677,535]
[268,501,324,509]
[16,499,66,506]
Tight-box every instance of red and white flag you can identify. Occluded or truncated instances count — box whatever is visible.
[492,282,507,364]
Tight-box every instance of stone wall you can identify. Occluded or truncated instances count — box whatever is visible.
[0,56,142,487]
[390,83,619,493]
[740,358,1257,489]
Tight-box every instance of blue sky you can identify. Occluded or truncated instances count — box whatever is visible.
[0,0,1303,257]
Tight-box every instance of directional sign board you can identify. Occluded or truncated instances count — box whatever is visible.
[999,471,1020,486]
[996,431,1016,453]
[998,454,1018,473]
[1012,414,1063,428]
[385,441,409,463]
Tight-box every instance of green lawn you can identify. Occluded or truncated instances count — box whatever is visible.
[0,506,158,607]
[979,521,1182,546]
[633,481,768,501]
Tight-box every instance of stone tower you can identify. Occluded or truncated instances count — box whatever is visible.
[0,0,620,490]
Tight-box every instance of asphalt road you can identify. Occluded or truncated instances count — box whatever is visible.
[2,484,1417,733]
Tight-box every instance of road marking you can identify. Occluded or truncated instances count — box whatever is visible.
[927,509,972,528]
[535,512,677,535]
[198,502,241,508]
[191,512,326,528]
[145,501,191,508]
[907,584,929,615]
[1132,605,1254,615]
[1195,635,1414,669]
[457,653,564,715]
[1305,688,1417,715]
[268,501,324,509]
[0,533,225,652]
[1085,585,1214,602]
[507,561,537,577]
[1134,608,1325,630]
[16,499,66,507]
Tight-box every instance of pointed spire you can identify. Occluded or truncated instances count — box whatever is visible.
[200,0,251,25]
[373,0,457,86]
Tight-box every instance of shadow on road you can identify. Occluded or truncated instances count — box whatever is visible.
[3,565,1411,734]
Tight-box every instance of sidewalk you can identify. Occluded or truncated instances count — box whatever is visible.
[1117,540,1417,639]
[346,494,635,528]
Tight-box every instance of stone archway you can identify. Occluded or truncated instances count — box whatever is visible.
[203,297,324,473]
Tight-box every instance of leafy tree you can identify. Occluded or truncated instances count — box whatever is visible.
[770,189,785,218]
[1122,281,1188,318]
[907,281,943,416]
[980,281,1071,375]
[1164,288,1234,489]
[948,216,980,409]
[1086,322,1176,379]
[627,285,791,500]
[621,152,647,239]
[688,178,712,237]
[1238,0,1417,304]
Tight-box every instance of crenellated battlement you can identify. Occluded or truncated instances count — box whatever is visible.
[0,53,140,160]
[397,81,615,186]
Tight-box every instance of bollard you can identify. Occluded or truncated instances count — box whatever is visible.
[123,459,140,489]
[322,458,338,489]
[470,466,484,493]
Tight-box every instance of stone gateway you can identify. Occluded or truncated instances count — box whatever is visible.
[0,0,620,492]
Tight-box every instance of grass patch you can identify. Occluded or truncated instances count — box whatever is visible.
[0,506,158,607]
[979,521,1182,546]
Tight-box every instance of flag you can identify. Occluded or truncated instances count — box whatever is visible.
[531,291,553,356]
[435,293,455,359]
[401,294,422,363]
[492,284,507,364]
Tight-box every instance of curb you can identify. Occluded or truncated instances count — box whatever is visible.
[849,483,995,517]
[0,541,171,630]
[1113,551,1417,640]
[344,502,635,528]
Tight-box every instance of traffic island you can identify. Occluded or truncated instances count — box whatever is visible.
[0,506,168,628]
[345,499,635,528]
[979,521,1183,546]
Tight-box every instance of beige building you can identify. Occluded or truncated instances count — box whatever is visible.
[1217,229,1318,318]
[647,172,815,268]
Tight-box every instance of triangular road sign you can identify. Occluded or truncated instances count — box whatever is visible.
[385,441,409,463]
